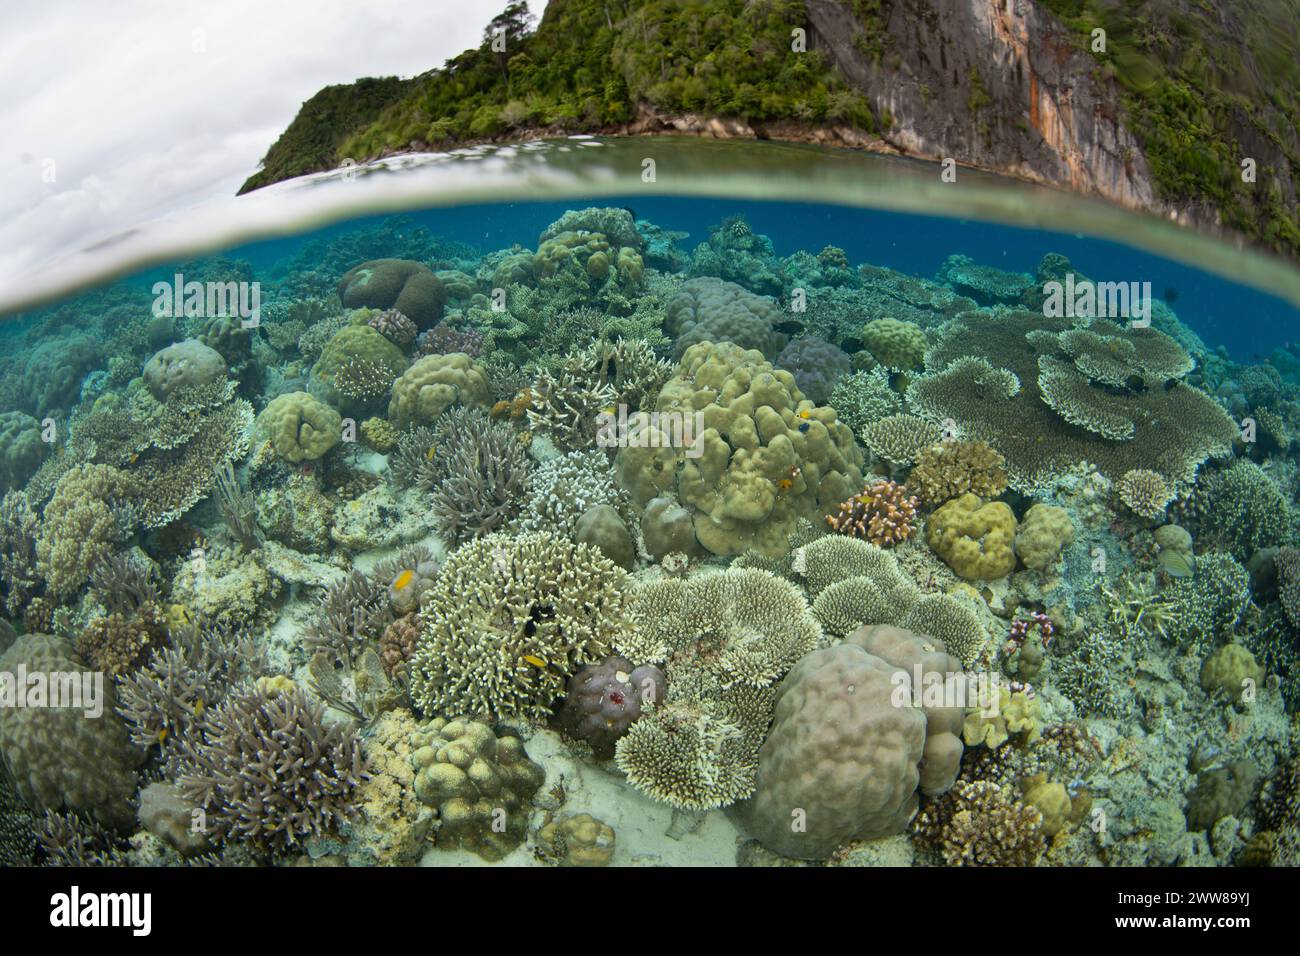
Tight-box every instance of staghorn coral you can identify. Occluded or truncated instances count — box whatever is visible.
[173,682,368,854]
[908,440,1007,507]
[616,340,863,557]
[116,621,265,753]
[410,532,630,723]
[428,407,532,545]
[826,479,919,547]
[860,413,943,467]
[520,450,635,538]
[1168,552,1251,649]
[526,367,616,451]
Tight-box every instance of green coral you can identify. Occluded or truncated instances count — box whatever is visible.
[310,323,409,413]
[927,493,1018,580]
[388,352,489,428]
[616,341,864,557]
[861,317,927,370]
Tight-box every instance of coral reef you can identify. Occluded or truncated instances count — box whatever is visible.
[664,277,786,360]
[409,716,544,861]
[388,352,489,427]
[410,532,631,722]
[338,259,447,328]
[617,340,863,557]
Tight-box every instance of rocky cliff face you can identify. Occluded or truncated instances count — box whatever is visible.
[806,0,1183,223]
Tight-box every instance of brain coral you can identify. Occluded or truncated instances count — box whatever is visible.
[142,339,226,401]
[926,493,1018,579]
[388,352,489,427]
[257,391,342,462]
[0,634,142,829]
[736,637,942,859]
[409,716,545,861]
[861,317,927,370]
[664,277,787,360]
[908,309,1236,493]
[337,258,447,328]
[410,532,631,723]
[616,341,864,557]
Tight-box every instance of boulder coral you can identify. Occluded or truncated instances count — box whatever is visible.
[616,341,864,557]
[0,634,142,830]
[142,339,227,401]
[926,493,1018,579]
[256,391,342,462]
[1013,503,1075,572]
[388,352,489,427]
[664,277,787,360]
[861,317,927,370]
[337,258,447,328]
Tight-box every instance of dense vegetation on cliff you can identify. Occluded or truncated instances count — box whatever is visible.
[238,0,877,194]
[1037,0,1300,255]
[239,0,1298,258]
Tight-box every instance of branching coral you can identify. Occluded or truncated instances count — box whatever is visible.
[519,449,635,537]
[428,407,532,545]
[1116,468,1174,520]
[826,479,919,547]
[0,490,39,615]
[410,532,630,722]
[173,682,368,853]
[908,440,1008,507]
[860,413,943,467]
[913,780,1046,866]
[826,367,901,435]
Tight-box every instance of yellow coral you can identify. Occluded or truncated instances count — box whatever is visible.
[927,493,1017,579]
[256,391,342,463]
[861,317,927,370]
[387,352,489,427]
[1014,503,1075,571]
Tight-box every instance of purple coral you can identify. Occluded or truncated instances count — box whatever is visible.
[172,683,368,853]
[416,321,484,358]
[558,654,667,757]
[776,335,851,404]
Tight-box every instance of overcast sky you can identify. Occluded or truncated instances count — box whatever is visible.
[0,0,527,304]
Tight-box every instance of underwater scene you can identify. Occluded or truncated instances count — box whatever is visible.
[2,182,1300,874]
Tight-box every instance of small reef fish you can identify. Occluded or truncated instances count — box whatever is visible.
[393,569,415,591]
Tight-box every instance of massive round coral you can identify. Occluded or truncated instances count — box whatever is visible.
[616,341,864,557]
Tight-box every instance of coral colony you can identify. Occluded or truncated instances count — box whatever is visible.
[0,202,1298,873]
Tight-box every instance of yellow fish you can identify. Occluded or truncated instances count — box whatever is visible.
[426,446,437,461]
[393,569,415,591]
[523,654,548,669]
[157,728,168,744]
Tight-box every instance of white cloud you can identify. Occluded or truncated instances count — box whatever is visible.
[0,0,517,305]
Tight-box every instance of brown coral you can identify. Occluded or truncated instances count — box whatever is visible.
[908,439,1008,507]
[827,480,919,548]
[1116,468,1173,521]
[913,779,1046,866]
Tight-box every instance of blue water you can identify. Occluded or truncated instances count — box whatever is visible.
[198,196,1300,361]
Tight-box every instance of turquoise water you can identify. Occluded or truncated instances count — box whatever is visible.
[1,141,1298,868]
